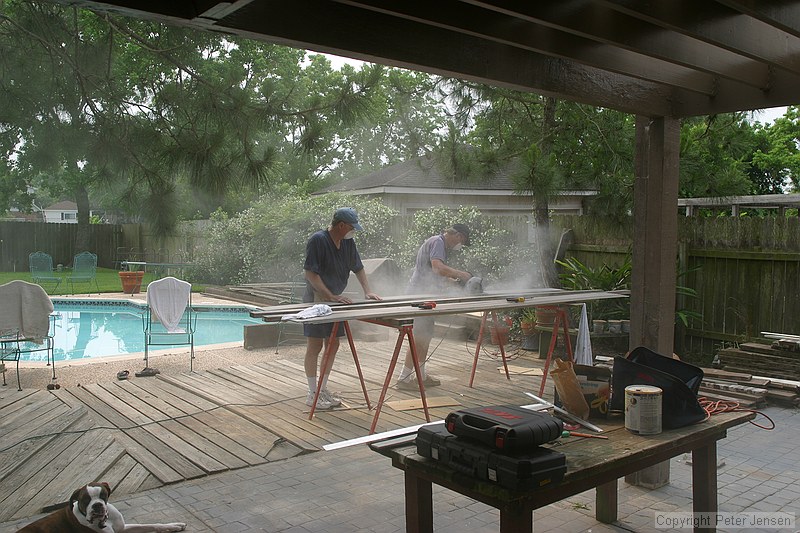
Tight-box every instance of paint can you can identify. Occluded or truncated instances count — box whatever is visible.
[624,385,662,435]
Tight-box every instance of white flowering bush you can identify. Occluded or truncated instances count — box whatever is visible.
[398,206,534,286]
[193,191,399,284]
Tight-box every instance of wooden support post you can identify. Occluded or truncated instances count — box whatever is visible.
[627,115,680,488]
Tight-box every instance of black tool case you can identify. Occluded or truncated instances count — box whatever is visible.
[444,405,563,453]
[416,424,566,491]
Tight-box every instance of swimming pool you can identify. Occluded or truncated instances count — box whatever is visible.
[18,299,263,362]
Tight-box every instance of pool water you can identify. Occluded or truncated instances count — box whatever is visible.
[19,300,262,362]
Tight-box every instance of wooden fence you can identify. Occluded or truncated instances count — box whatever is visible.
[551,215,800,358]
[0,222,121,271]
[3,215,796,359]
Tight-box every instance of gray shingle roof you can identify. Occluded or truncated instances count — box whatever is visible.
[320,155,517,193]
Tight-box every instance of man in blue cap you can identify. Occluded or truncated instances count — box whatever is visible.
[302,207,381,410]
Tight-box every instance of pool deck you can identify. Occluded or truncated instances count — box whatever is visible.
[53,290,256,307]
[2,300,798,532]
[0,330,552,524]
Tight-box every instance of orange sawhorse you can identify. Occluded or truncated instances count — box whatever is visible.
[308,318,432,435]
[468,310,511,387]
[366,317,431,434]
[308,320,372,420]
[538,305,575,396]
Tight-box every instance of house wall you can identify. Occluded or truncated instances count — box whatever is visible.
[43,209,78,223]
[356,191,585,216]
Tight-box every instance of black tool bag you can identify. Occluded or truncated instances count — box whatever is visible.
[416,423,566,491]
[444,405,563,454]
[609,346,707,429]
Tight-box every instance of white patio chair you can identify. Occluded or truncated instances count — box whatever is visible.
[141,276,196,374]
[0,280,57,390]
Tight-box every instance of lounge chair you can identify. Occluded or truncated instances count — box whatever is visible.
[0,280,57,390]
[67,251,99,294]
[141,276,196,374]
[29,251,62,294]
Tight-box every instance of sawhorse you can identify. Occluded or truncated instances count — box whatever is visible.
[538,305,574,396]
[309,318,433,435]
[468,310,511,387]
[308,320,372,420]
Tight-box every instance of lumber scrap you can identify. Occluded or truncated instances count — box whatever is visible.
[698,387,763,408]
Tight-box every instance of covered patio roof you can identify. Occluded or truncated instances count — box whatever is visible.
[50,0,800,117]
[44,0,800,358]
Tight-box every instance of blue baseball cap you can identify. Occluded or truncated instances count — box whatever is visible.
[333,207,363,230]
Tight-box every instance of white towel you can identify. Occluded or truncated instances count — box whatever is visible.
[146,277,191,333]
[574,303,593,366]
[0,280,54,343]
[281,303,332,321]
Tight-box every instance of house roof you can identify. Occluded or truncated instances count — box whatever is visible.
[49,1,800,118]
[319,156,517,194]
[44,200,78,211]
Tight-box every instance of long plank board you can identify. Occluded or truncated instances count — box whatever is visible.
[250,288,572,317]
[260,290,628,324]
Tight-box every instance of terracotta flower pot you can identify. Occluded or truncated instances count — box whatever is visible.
[489,325,510,345]
[520,319,536,336]
[119,271,145,294]
[534,307,557,328]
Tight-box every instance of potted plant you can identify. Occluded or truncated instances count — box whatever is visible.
[517,308,539,351]
[119,264,145,294]
[518,308,537,336]
[488,315,512,345]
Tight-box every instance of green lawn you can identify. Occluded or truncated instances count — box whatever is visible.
[0,268,204,295]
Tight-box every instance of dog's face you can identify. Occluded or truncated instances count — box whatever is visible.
[70,482,112,528]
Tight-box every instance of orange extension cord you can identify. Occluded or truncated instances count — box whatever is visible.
[697,397,776,430]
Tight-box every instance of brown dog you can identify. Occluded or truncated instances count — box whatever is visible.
[18,482,186,532]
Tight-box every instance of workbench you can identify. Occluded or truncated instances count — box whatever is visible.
[251,289,628,432]
[370,410,755,533]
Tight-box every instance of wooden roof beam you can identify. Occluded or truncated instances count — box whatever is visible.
[599,0,800,75]
[339,0,718,95]
[715,0,800,39]
[220,0,674,116]
[463,0,771,90]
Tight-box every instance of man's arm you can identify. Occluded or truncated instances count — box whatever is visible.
[431,258,471,282]
[354,268,382,301]
[304,270,352,304]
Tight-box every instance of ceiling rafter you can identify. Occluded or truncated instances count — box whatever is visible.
[43,0,800,117]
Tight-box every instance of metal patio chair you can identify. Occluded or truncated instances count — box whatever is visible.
[28,251,62,294]
[0,280,57,390]
[275,273,306,354]
[141,276,196,374]
[67,251,99,294]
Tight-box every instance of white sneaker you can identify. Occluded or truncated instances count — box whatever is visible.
[320,389,342,407]
[306,391,333,410]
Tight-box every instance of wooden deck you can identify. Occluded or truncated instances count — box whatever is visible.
[0,336,557,522]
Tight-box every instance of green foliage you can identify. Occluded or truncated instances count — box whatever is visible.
[397,205,534,285]
[193,197,533,287]
[0,268,200,295]
[192,191,398,284]
[679,114,761,198]
[751,106,800,192]
[556,255,631,321]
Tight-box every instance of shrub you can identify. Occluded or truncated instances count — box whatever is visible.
[193,191,398,284]
[398,206,534,286]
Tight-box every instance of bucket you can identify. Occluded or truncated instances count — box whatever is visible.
[624,385,662,435]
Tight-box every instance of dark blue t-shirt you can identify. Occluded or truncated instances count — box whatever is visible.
[302,230,364,302]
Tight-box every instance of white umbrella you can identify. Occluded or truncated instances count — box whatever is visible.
[574,303,593,365]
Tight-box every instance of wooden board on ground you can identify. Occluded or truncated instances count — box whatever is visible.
[501,365,543,376]
[385,396,461,411]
